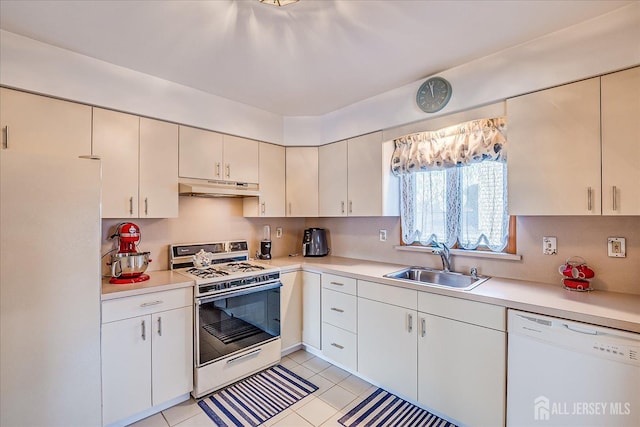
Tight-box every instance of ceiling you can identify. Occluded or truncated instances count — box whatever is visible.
[0,0,632,116]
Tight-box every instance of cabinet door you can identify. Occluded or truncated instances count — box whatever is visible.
[245,143,285,217]
[358,298,417,401]
[280,271,303,350]
[223,135,259,184]
[302,271,321,350]
[418,313,505,427]
[348,132,383,216]
[178,125,223,180]
[602,67,640,215]
[139,118,179,218]
[319,141,348,216]
[102,316,152,425]
[507,78,601,215]
[92,108,139,218]
[0,88,92,158]
[286,147,319,217]
[151,306,193,406]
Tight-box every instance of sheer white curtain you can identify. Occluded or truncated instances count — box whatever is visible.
[394,118,508,252]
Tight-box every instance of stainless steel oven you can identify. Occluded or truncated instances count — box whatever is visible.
[170,241,283,398]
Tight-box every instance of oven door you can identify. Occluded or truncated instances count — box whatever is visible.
[195,281,281,367]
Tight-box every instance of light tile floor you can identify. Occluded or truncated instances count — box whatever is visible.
[130,349,376,427]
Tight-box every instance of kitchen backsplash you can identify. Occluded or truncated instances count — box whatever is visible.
[308,216,640,295]
[102,197,639,295]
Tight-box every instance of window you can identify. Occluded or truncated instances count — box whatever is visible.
[391,117,509,252]
[400,161,508,251]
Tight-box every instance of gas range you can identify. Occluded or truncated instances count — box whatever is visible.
[169,241,280,297]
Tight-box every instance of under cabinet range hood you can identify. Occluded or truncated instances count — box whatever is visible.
[178,178,259,198]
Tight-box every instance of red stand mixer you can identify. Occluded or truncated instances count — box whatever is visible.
[108,222,151,284]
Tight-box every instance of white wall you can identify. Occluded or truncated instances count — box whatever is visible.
[312,2,640,144]
[0,30,284,144]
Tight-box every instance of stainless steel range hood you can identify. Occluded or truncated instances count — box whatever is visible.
[179,178,259,198]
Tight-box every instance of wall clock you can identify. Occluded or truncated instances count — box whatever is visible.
[416,77,452,113]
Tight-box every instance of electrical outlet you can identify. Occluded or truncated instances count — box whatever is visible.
[276,227,283,238]
[379,229,387,242]
[608,237,626,257]
[543,236,557,255]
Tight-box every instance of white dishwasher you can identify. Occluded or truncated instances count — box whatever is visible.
[507,309,640,427]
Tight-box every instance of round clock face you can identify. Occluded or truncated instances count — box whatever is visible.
[416,77,452,113]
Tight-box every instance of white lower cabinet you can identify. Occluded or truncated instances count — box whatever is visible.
[417,292,506,427]
[302,271,321,350]
[357,280,418,401]
[101,288,193,426]
[280,271,303,351]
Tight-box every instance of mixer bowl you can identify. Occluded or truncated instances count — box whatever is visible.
[110,252,150,278]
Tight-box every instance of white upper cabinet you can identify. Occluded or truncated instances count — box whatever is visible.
[286,147,319,217]
[178,126,223,180]
[244,142,286,217]
[179,126,258,184]
[318,132,399,217]
[507,78,602,215]
[93,108,178,218]
[0,88,91,158]
[319,141,348,216]
[139,118,179,218]
[601,66,640,215]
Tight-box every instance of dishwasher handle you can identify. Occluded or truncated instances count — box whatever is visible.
[563,323,598,335]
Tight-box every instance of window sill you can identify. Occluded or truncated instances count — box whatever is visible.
[394,245,522,261]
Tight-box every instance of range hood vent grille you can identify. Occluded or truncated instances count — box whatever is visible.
[179,179,259,198]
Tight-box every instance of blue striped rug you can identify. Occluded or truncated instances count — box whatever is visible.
[198,364,318,426]
[338,388,457,427]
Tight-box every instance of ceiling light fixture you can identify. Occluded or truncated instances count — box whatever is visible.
[258,0,299,6]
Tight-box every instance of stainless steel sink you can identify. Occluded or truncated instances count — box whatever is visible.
[383,267,489,291]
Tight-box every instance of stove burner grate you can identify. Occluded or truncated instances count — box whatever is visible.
[186,267,229,279]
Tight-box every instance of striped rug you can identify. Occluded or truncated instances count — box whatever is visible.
[339,388,457,427]
[198,364,318,426]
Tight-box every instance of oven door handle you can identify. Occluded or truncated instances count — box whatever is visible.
[197,281,282,305]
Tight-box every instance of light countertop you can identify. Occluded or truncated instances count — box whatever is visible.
[101,255,640,333]
[101,270,193,301]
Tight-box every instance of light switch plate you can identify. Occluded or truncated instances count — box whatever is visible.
[379,229,387,242]
[608,237,626,257]
[543,236,557,255]
[276,227,283,238]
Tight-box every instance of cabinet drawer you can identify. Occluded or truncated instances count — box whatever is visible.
[418,292,505,331]
[322,289,357,333]
[322,323,357,371]
[358,280,417,310]
[102,287,193,324]
[322,273,356,295]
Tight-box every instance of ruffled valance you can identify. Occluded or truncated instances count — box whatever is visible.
[391,117,507,176]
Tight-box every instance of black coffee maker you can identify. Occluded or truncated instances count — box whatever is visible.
[258,225,272,260]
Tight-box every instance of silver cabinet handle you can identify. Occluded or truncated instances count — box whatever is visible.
[330,281,344,286]
[225,164,231,178]
[421,317,426,337]
[349,200,353,214]
[227,348,262,364]
[144,197,148,215]
[2,126,8,149]
[341,201,345,214]
[587,187,592,211]
[140,300,162,307]
[141,320,146,341]
[331,343,344,349]
[261,202,266,215]
[612,186,617,211]
[129,197,134,215]
[157,316,162,336]
[215,162,221,177]
[408,313,413,333]
[330,307,344,313]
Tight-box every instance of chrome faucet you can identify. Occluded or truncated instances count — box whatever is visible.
[433,242,451,272]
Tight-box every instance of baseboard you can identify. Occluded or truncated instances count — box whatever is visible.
[105,393,190,427]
